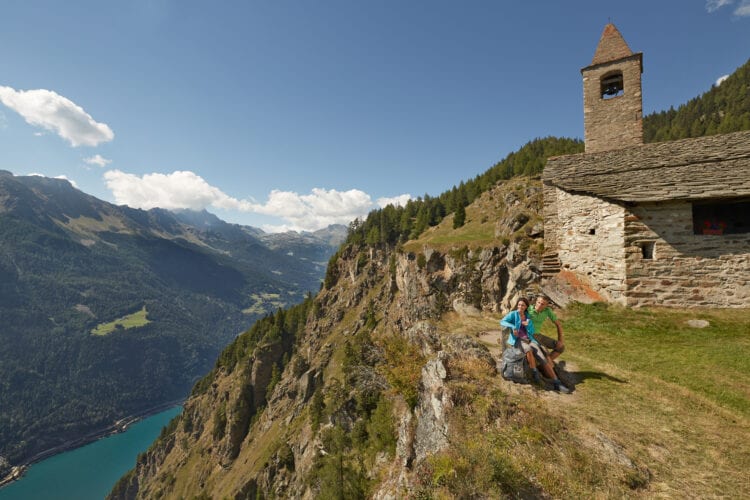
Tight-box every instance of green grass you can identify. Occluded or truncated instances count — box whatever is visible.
[91,306,150,336]
[404,208,498,253]
[423,222,496,246]
[563,302,750,416]
[543,303,750,496]
[441,304,750,497]
[403,177,542,254]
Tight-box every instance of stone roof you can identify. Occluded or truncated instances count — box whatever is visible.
[543,129,750,202]
[590,24,634,66]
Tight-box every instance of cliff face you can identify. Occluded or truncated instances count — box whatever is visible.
[108,179,550,499]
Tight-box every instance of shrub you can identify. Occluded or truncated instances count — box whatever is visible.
[357,251,368,270]
[389,254,397,281]
[449,246,470,262]
[310,388,325,433]
[323,250,341,289]
[212,403,227,441]
[381,334,425,409]
[266,363,281,400]
[366,396,396,455]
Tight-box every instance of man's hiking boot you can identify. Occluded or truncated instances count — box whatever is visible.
[553,360,565,378]
[553,380,571,394]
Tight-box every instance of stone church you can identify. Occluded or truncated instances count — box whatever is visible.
[542,24,750,308]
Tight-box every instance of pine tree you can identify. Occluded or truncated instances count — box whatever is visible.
[453,203,466,229]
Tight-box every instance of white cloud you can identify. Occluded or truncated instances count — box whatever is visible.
[377,194,412,208]
[103,169,411,233]
[706,0,750,15]
[706,0,734,12]
[84,154,112,167]
[54,175,79,188]
[104,170,237,211]
[716,74,730,86]
[250,188,376,232]
[735,0,750,16]
[0,86,114,147]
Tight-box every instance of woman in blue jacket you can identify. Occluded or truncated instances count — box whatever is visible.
[500,297,570,393]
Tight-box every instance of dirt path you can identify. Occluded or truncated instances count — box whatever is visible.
[478,329,505,356]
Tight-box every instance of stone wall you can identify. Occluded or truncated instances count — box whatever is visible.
[624,201,750,307]
[553,189,627,303]
[542,183,560,253]
[582,55,643,154]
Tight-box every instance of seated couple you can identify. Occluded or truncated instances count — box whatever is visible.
[500,295,571,393]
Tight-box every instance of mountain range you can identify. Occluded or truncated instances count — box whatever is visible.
[0,170,345,471]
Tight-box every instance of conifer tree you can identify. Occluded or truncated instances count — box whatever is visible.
[453,203,466,229]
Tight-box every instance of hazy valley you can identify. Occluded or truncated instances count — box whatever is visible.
[0,170,344,474]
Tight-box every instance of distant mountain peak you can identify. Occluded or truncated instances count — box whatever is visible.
[171,208,227,228]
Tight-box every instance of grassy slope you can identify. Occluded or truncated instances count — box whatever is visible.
[412,178,749,497]
[559,304,749,496]
[404,176,543,254]
[436,303,750,498]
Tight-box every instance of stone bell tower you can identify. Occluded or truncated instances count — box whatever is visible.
[581,24,643,153]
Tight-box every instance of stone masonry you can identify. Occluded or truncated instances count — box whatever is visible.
[542,23,750,308]
[582,24,643,154]
[550,189,627,303]
[624,201,749,308]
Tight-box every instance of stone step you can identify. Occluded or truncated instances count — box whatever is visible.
[541,252,562,276]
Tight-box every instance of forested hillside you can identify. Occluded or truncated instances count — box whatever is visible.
[643,58,750,141]
[0,172,343,474]
[335,137,583,251]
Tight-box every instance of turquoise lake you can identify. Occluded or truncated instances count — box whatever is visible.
[0,406,182,500]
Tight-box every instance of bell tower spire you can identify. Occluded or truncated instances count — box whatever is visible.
[581,24,643,153]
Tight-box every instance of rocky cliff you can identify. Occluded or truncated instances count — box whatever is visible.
[109,178,642,499]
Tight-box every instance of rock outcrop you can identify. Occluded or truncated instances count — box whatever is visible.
[108,180,549,499]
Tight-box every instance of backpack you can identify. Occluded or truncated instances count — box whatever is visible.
[501,345,529,384]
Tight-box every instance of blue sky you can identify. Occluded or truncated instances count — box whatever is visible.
[1,1,748,232]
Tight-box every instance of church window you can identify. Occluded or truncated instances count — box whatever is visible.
[640,241,654,259]
[692,199,750,235]
[600,71,624,99]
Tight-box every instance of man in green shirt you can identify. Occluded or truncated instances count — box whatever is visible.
[527,294,565,363]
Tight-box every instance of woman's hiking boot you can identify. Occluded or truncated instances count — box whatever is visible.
[531,368,542,385]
